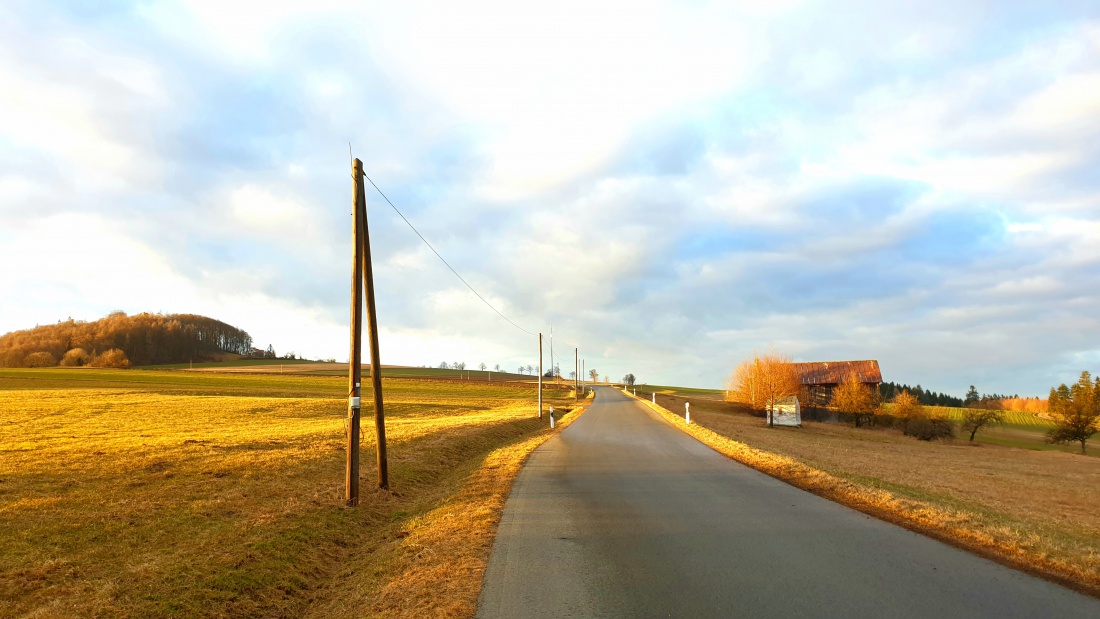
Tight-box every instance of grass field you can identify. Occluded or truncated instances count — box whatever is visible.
[0,367,585,617]
[143,360,537,382]
[919,405,1053,429]
[638,389,1100,596]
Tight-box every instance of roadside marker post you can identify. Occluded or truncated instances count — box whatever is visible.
[685,402,691,425]
[652,393,655,404]
[550,406,555,428]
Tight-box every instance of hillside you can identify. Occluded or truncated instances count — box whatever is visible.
[0,312,253,368]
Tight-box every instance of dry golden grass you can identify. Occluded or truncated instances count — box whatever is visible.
[631,390,1100,598]
[308,391,592,618]
[0,368,588,618]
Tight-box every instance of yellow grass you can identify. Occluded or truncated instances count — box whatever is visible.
[626,389,1100,597]
[0,369,589,618]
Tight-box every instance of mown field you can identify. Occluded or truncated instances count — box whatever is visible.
[0,368,585,618]
[639,389,1100,596]
[143,360,535,382]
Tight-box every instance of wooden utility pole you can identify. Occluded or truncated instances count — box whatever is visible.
[346,160,365,507]
[355,158,389,490]
[538,333,543,418]
[576,349,585,398]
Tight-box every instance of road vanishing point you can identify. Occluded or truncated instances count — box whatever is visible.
[477,386,1100,618]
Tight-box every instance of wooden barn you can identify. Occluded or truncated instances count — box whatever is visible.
[791,360,882,408]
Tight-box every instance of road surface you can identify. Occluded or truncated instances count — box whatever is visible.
[477,386,1100,618]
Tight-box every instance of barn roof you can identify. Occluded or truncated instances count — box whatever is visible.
[791,360,882,385]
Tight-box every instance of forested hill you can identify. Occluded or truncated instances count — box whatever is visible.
[0,312,253,368]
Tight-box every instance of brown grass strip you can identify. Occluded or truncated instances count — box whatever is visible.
[306,392,593,618]
[625,390,1100,598]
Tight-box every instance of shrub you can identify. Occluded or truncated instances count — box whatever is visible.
[24,351,57,367]
[891,390,924,433]
[59,348,91,367]
[91,349,130,369]
[905,416,954,441]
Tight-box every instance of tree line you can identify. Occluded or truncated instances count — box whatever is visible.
[878,382,965,407]
[0,312,254,368]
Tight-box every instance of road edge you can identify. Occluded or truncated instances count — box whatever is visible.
[365,389,597,617]
[619,388,1100,599]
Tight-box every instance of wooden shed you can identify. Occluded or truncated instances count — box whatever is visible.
[791,360,882,408]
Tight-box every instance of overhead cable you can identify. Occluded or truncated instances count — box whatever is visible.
[362,172,538,337]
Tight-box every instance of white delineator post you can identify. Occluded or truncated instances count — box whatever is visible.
[652,393,655,404]
[550,406,555,428]
[685,402,691,424]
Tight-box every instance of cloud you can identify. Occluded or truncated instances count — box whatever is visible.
[3,2,1100,396]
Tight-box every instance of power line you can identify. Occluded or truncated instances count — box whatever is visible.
[362,172,538,337]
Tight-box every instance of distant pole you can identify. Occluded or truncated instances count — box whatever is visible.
[685,402,691,424]
[346,159,365,507]
[538,333,543,418]
[355,158,388,491]
[574,348,578,399]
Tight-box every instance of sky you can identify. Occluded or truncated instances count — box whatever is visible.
[1,1,1098,396]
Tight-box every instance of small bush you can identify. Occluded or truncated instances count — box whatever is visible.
[905,416,954,441]
[91,348,130,369]
[59,348,91,367]
[24,351,58,367]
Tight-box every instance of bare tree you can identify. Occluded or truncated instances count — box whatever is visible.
[24,351,57,367]
[728,351,801,427]
[90,348,130,369]
[1048,371,1100,454]
[622,373,636,386]
[891,390,924,434]
[831,371,879,428]
[589,368,598,383]
[961,400,1005,442]
[479,362,487,371]
[494,364,501,372]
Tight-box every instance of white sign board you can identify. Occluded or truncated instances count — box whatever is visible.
[772,397,801,427]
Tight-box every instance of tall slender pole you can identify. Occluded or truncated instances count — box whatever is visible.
[346,160,365,507]
[574,348,579,399]
[538,333,543,418]
[355,158,388,490]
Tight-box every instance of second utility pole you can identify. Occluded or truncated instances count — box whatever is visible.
[538,333,543,418]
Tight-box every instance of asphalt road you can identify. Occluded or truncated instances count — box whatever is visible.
[477,386,1100,618]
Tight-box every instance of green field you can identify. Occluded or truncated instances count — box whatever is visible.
[925,405,1053,429]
